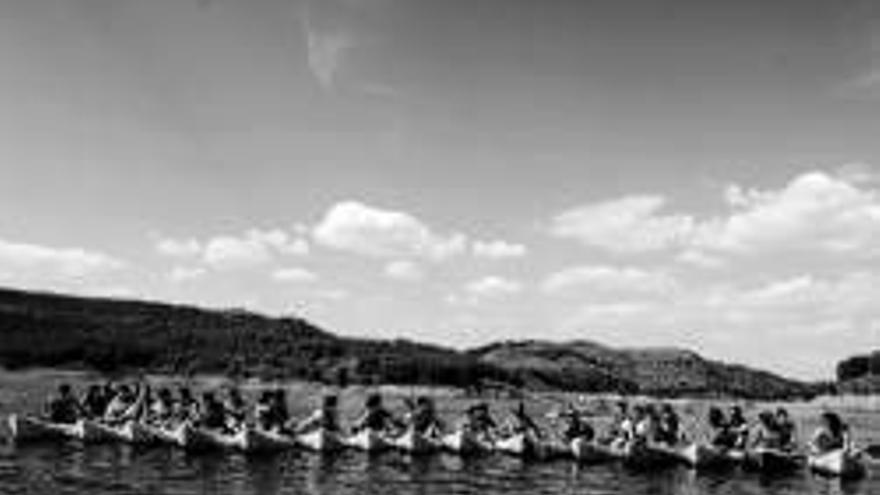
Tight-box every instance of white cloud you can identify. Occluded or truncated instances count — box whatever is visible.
[168,266,207,283]
[694,171,880,256]
[312,201,467,261]
[0,238,125,280]
[272,267,319,283]
[156,238,201,257]
[472,240,527,259]
[384,260,424,282]
[550,195,695,253]
[676,249,725,269]
[463,276,523,300]
[541,265,677,295]
[157,229,309,271]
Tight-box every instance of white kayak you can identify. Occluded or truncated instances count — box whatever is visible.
[390,428,437,455]
[677,443,741,470]
[441,430,492,455]
[345,429,391,453]
[743,447,804,474]
[7,414,79,442]
[570,438,616,464]
[72,419,125,443]
[297,428,344,453]
[236,428,297,453]
[494,433,534,457]
[808,449,867,480]
[172,423,238,451]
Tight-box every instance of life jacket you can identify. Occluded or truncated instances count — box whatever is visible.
[48,397,80,424]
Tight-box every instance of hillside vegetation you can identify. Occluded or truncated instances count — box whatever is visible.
[837,351,880,394]
[0,287,817,399]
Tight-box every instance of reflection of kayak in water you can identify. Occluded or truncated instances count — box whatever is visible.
[742,447,804,474]
[808,449,867,480]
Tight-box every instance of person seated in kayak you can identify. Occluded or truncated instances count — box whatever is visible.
[223,387,247,432]
[630,404,660,446]
[602,401,633,446]
[175,386,200,423]
[352,393,401,434]
[751,411,784,450]
[707,407,738,449]
[295,395,340,434]
[774,408,796,451]
[44,383,84,424]
[197,391,228,431]
[809,412,851,455]
[459,402,498,441]
[256,388,293,433]
[103,384,136,424]
[655,403,681,446]
[148,387,176,426]
[728,406,749,448]
[560,403,595,443]
[405,396,444,438]
[502,401,543,440]
[81,384,108,419]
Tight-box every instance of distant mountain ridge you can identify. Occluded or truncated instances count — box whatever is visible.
[0,287,818,399]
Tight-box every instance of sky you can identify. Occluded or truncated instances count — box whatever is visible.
[1,0,879,380]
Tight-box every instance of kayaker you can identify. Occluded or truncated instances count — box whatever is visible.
[560,403,595,443]
[295,395,340,434]
[149,387,176,425]
[352,393,400,434]
[44,383,84,424]
[407,396,443,438]
[604,401,633,446]
[81,384,108,419]
[460,402,498,440]
[271,388,292,431]
[774,408,796,451]
[728,406,749,448]
[751,411,783,450]
[632,404,658,445]
[504,401,543,439]
[707,407,737,449]
[656,403,681,446]
[198,391,228,431]
[809,412,850,455]
[103,384,136,424]
[175,386,200,423]
[223,387,247,432]
[255,391,275,431]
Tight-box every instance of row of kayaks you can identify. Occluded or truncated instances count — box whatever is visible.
[7,415,869,479]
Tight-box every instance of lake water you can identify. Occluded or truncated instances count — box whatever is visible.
[1,370,877,495]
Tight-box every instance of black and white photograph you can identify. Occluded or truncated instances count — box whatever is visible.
[1,1,879,494]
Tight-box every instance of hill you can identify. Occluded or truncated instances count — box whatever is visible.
[470,340,818,399]
[836,351,880,394]
[0,287,815,399]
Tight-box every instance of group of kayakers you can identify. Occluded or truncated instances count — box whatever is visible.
[42,382,856,457]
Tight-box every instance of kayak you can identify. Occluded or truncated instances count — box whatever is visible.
[619,442,682,470]
[345,429,391,453]
[297,428,344,453]
[391,428,437,455]
[677,443,741,470]
[494,433,534,457]
[236,428,297,453]
[570,438,616,464]
[743,447,804,474]
[808,449,867,480]
[7,414,78,442]
[73,419,123,443]
[441,430,492,455]
[173,424,238,451]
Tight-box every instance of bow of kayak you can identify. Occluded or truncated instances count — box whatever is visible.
[345,429,392,453]
[297,428,344,453]
[391,428,438,455]
[7,414,78,442]
[808,449,867,480]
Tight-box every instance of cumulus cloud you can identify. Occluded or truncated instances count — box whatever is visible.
[384,260,424,282]
[541,265,677,295]
[463,276,523,300]
[312,201,467,261]
[272,267,319,283]
[472,240,527,259]
[156,229,309,270]
[0,238,125,280]
[168,266,206,283]
[550,195,695,253]
[693,171,880,257]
